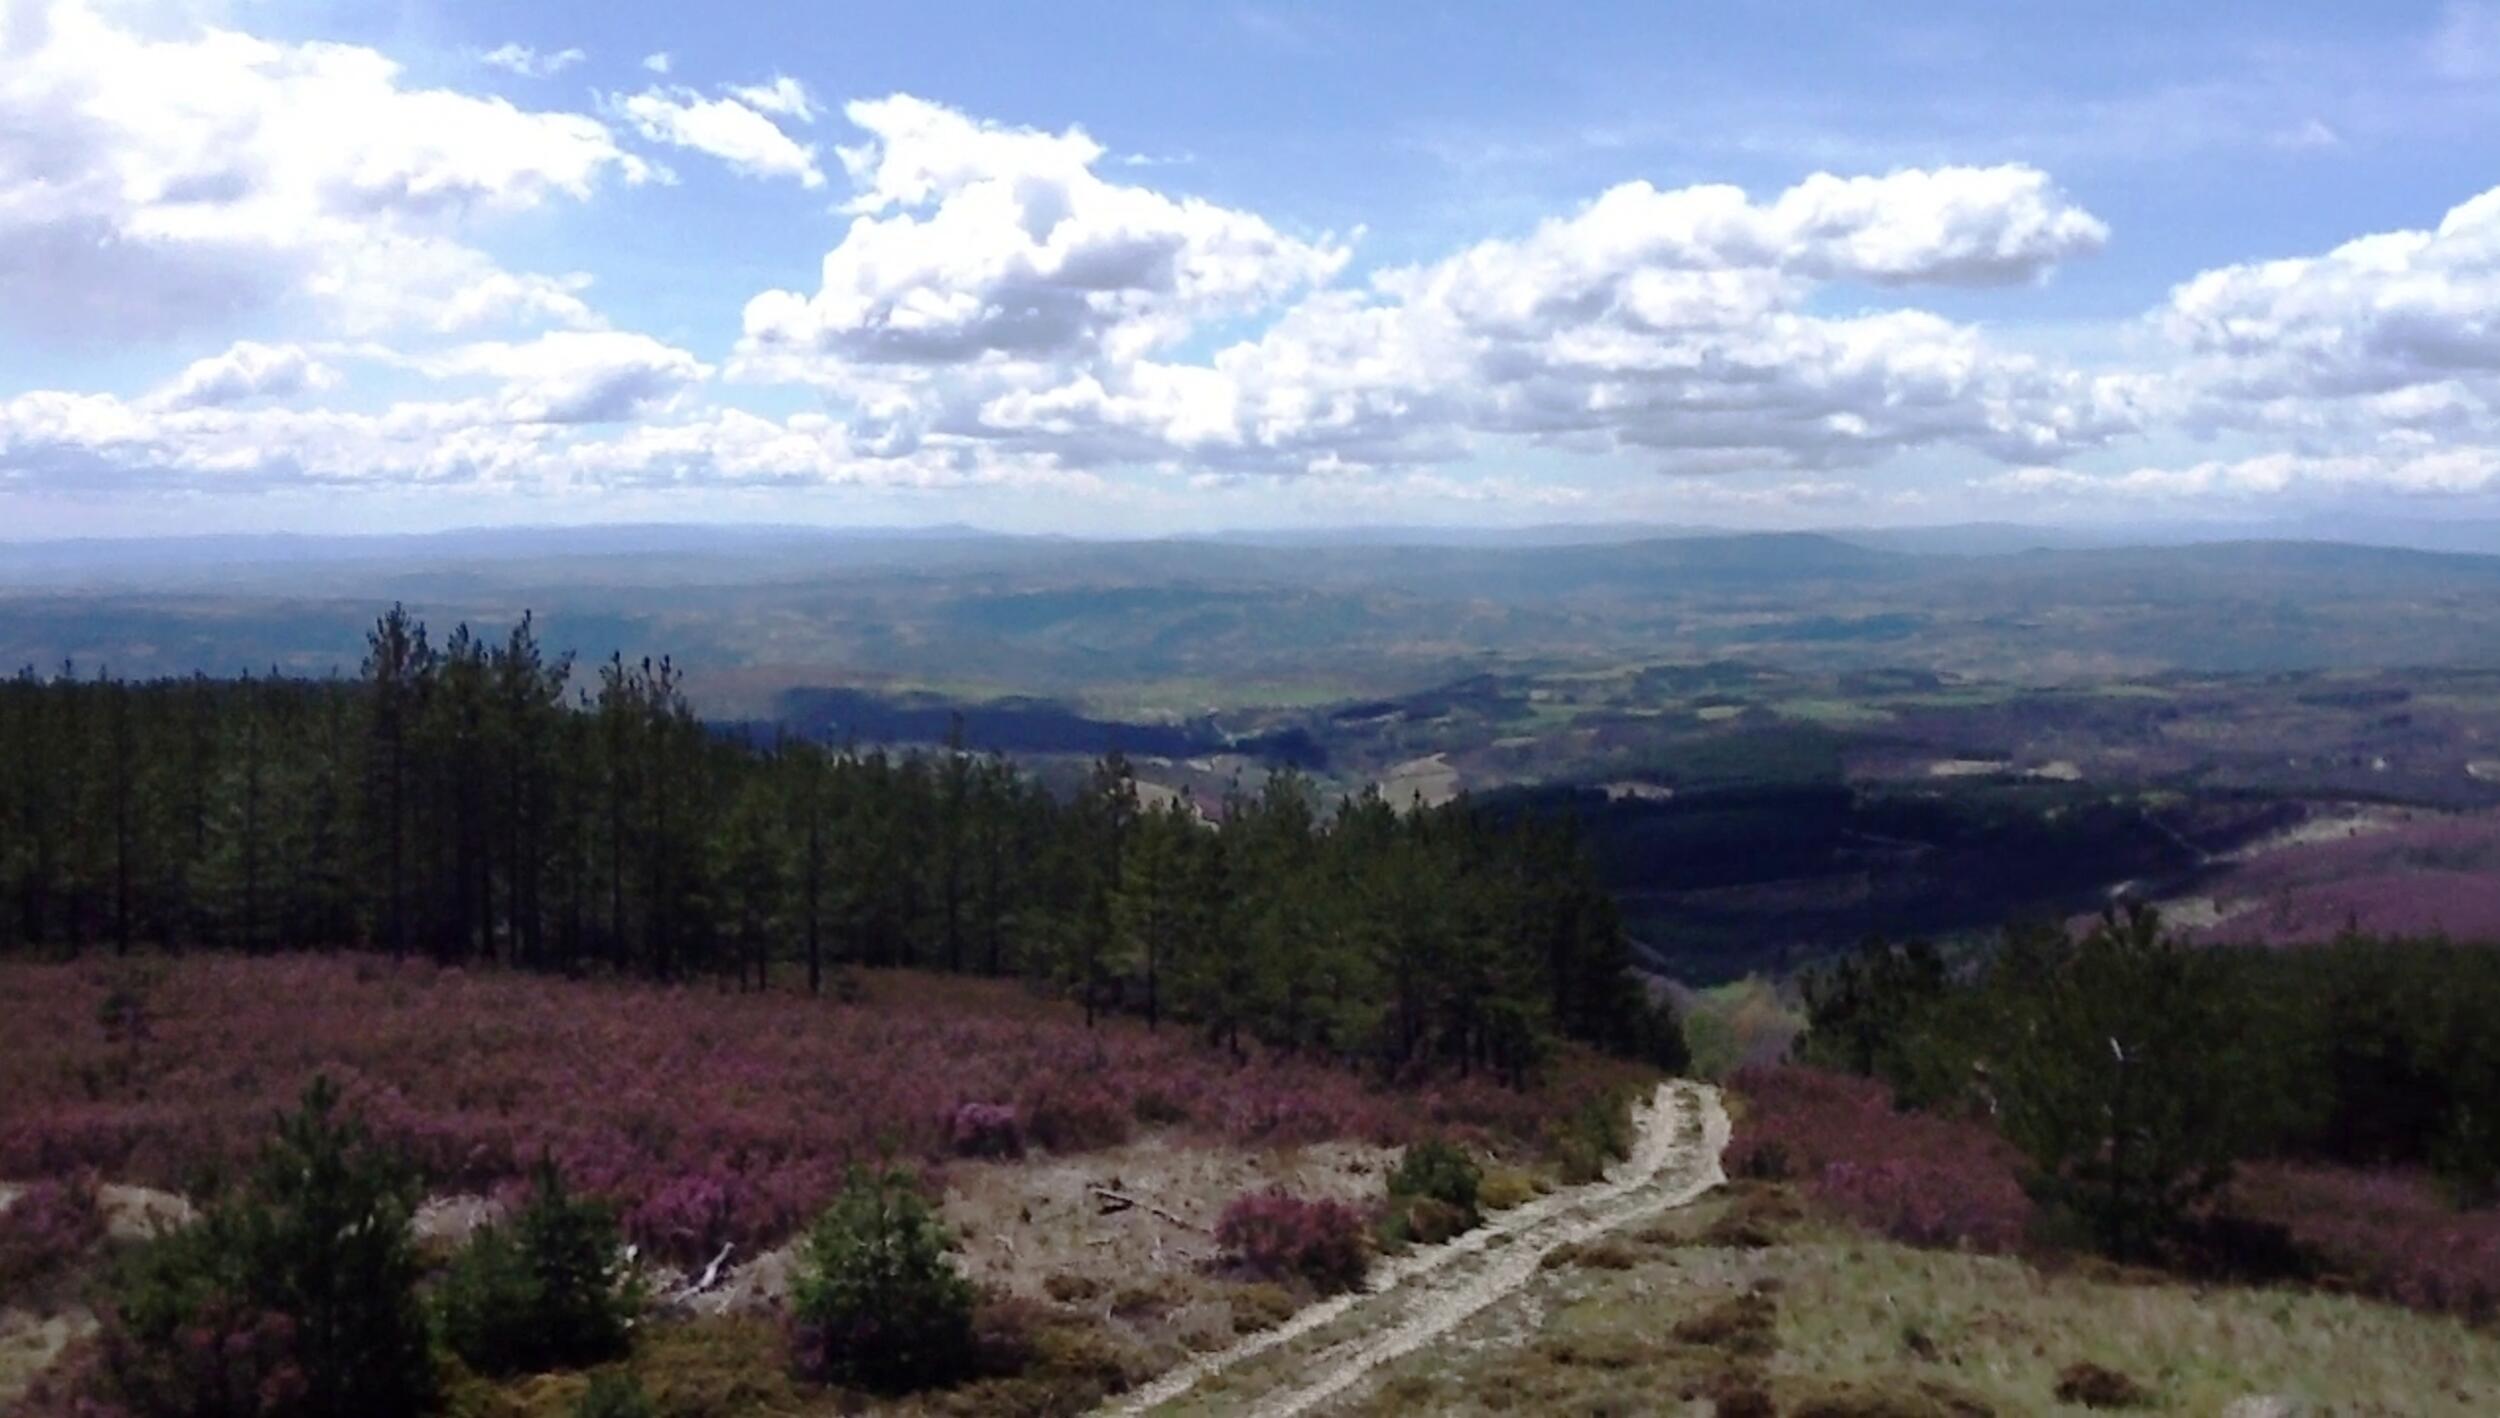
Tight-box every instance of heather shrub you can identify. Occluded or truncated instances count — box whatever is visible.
[1022,1078,1132,1151]
[1730,1066,2031,1253]
[947,1102,1023,1159]
[788,1167,976,1393]
[100,1076,433,1418]
[2235,1162,2500,1317]
[0,1172,106,1293]
[437,1161,637,1378]
[0,956,1646,1263]
[1215,1189,1369,1293]
[622,1168,745,1265]
[572,1370,657,1418]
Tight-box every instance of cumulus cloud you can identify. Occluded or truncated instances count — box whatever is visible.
[727,75,818,122]
[642,51,672,74]
[147,341,337,410]
[733,109,2116,481]
[613,86,824,185]
[740,94,1346,379]
[0,0,648,342]
[2161,184,2500,435]
[423,330,712,423]
[479,44,585,79]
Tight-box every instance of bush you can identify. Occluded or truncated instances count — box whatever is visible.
[1382,1137,1483,1250]
[948,1102,1024,1160]
[0,1173,106,1294]
[100,1076,434,1418]
[787,1167,976,1393]
[437,1160,637,1377]
[572,1370,657,1418]
[1215,1189,1369,1293]
[1729,1066,2032,1253]
[1552,1089,1636,1184]
[1228,1282,1298,1334]
[1478,1168,1541,1211]
[1389,1137,1482,1224]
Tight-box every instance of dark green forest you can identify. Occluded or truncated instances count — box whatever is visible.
[0,608,1679,1082]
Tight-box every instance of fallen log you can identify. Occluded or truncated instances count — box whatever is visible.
[1091,1186,1207,1233]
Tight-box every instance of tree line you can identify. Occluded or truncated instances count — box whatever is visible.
[0,607,1682,1081]
[1803,908,2500,1258]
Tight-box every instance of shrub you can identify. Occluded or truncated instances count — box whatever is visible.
[787,1167,976,1393]
[100,1076,434,1418]
[1215,1189,1369,1293]
[0,1173,106,1293]
[2054,1361,2153,1409]
[1478,1168,1541,1211]
[2233,1162,2500,1316]
[1552,1089,1636,1184]
[573,1370,657,1418]
[0,955,1631,1259]
[1380,1196,1471,1250]
[622,1168,746,1265]
[437,1160,637,1377]
[1022,1079,1132,1152]
[1227,1281,1298,1334]
[948,1102,1024,1160]
[1389,1137,1482,1223]
[1730,1066,2032,1253]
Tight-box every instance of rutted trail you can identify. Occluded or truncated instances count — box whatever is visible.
[1105,1079,1730,1417]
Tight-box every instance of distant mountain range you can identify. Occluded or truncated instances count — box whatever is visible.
[15,512,2500,587]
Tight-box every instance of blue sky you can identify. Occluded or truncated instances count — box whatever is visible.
[7,1,2500,536]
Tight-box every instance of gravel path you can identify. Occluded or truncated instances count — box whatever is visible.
[1104,1079,1730,1416]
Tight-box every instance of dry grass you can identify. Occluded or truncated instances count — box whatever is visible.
[1339,1184,2500,1417]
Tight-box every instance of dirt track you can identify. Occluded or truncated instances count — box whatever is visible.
[1103,1079,1730,1416]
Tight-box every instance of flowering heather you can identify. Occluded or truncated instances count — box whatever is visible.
[2234,1163,2500,1318]
[1215,1188,1371,1292]
[947,1102,1024,1160]
[0,1172,105,1290]
[1727,1066,2032,1253]
[0,956,1642,1263]
[2190,810,2500,945]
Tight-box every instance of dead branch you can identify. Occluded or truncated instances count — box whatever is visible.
[1091,1185,1208,1233]
[674,1241,735,1300]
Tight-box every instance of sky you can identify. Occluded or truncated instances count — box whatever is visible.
[9,1,2500,538]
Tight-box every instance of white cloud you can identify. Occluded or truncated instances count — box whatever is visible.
[739,94,1346,374]
[147,341,337,410]
[614,86,824,185]
[0,0,648,342]
[735,125,2115,481]
[479,44,586,79]
[423,330,712,423]
[727,75,818,123]
[0,387,1107,497]
[642,51,672,75]
[1981,446,2500,501]
[2156,181,2500,449]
